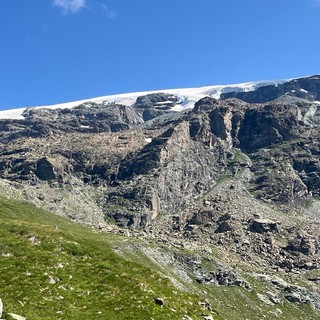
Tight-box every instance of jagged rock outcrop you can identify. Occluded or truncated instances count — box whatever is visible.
[35,157,58,181]
[0,102,144,144]
[1,92,320,221]
[221,75,320,103]
[134,92,178,121]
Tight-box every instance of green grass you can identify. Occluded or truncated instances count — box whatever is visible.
[232,148,248,163]
[0,197,319,320]
[0,197,216,320]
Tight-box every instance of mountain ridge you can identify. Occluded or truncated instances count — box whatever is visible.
[0,77,293,119]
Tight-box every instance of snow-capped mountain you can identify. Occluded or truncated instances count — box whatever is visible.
[1,74,320,318]
[0,75,320,119]
[0,78,289,120]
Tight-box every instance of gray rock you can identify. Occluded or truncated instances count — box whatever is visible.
[249,219,279,233]
[215,221,233,233]
[7,314,26,320]
[284,291,310,304]
[285,235,316,255]
[215,268,251,290]
[135,93,177,109]
[257,293,273,305]
[35,157,57,181]
[266,291,281,304]
[154,297,164,306]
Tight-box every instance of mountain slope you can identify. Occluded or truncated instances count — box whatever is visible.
[0,75,320,319]
[0,197,214,320]
[0,197,319,320]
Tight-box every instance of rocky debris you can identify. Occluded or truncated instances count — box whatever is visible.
[49,276,57,285]
[309,277,320,282]
[252,273,320,310]
[193,261,251,291]
[177,178,320,274]
[28,235,41,246]
[285,233,317,255]
[199,300,213,312]
[257,291,281,305]
[111,212,149,229]
[127,243,251,292]
[188,210,216,225]
[284,289,310,304]
[215,268,251,290]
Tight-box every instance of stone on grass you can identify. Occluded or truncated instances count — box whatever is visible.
[7,313,26,320]
[154,297,164,306]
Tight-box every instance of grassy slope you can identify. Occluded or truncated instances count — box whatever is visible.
[0,197,319,320]
[0,197,216,320]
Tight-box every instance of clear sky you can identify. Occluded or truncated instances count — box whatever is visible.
[1,0,320,110]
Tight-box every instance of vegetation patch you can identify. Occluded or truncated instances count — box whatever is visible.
[0,197,216,320]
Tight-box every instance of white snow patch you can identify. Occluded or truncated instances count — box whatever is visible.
[145,138,152,143]
[155,100,175,105]
[0,78,293,119]
[0,107,26,120]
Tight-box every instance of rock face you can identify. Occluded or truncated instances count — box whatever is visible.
[1,85,320,220]
[221,75,320,103]
[134,92,178,121]
[0,102,144,144]
[35,157,57,181]
[1,86,320,219]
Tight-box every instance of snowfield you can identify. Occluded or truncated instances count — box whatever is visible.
[0,79,288,120]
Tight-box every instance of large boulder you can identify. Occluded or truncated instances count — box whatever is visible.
[285,234,317,255]
[35,157,57,181]
[249,218,279,233]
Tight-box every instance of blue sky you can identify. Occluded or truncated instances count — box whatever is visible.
[1,0,320,110]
